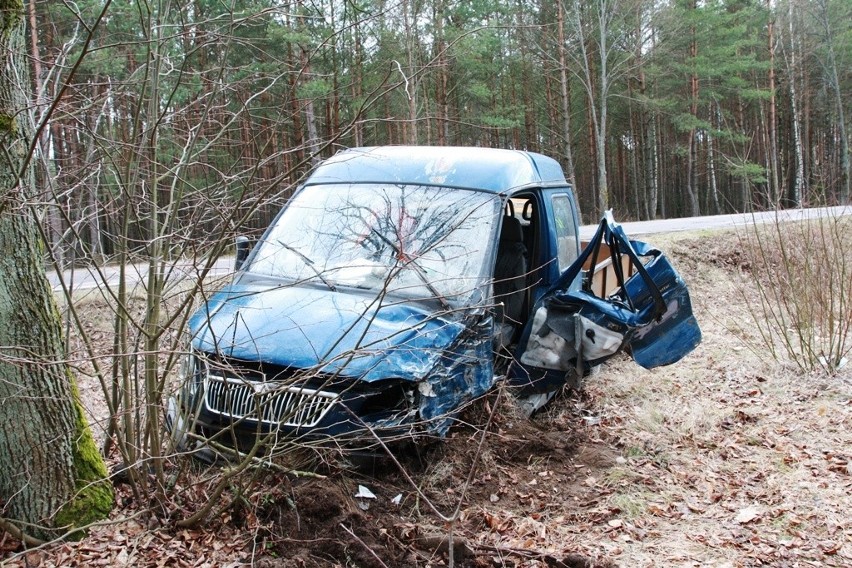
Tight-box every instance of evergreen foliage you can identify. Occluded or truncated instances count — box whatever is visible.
[26,0,851,244]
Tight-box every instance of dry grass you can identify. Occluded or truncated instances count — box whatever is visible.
[573,228,852,566]
[739,214,852,372]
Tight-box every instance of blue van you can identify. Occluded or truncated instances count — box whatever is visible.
[168,146,699,459]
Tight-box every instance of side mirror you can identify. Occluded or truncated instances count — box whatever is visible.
[234,236,251,271]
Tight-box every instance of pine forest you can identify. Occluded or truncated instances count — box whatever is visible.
[21,0,852,262]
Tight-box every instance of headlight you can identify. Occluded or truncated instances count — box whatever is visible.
[358,380,415,415]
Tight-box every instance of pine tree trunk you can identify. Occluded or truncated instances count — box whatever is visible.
[0,0,112,541]
[814,0,850,203]
[645,116,658,219]
[785,0,804,206]
[433,0,448,146]
[594,0,609,215]
[556,2,576,188]
[351,10,363,147]
[284,10,305,165]
[632,11,651,220]
[27,0,64,266]
[766,0,781,204]
[402,0,418,144]
[628,96,643,218]
[516,9,536,152]
[686,1,701,217]
[708,103,721,214]
[658,116,667,218]
[300,48,321,164]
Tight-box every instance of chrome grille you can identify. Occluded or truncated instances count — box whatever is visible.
[203,374,338,428]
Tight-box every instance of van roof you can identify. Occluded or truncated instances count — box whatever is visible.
[303,146,568,193]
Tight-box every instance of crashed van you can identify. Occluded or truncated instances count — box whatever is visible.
[168,146,700,458]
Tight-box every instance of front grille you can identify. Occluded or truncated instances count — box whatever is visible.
[203,374,338,428]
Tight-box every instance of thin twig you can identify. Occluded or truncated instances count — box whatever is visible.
[340,523,390,568]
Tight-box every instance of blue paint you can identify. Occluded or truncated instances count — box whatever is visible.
[623,241,702,368]
[417,315,495,434]
[305,146,567,192]
[189,278,466,382]
[510,211,701,393]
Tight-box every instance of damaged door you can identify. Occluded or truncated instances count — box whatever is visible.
[509,212,701,393]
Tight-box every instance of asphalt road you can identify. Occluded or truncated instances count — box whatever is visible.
[48,257,234,294]
[577,204,851,240]
[48,205,851,293]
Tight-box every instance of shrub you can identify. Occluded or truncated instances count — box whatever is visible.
[741,208,852,373]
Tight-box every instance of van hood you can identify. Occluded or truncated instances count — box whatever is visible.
[188,280,467,382]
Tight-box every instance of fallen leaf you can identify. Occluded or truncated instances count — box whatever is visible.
[820,541,840,554]
[735,506,761,524]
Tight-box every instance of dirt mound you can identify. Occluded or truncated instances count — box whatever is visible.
[248,478,404,568]
[239,389,613,567]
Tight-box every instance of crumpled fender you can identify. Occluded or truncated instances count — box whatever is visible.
[416,314,495,435]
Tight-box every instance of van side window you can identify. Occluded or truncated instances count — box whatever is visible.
[552,194,578,272]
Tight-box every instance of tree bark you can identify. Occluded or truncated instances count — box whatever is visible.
[645,116,659,218]
[632,8,653,220]
[784,0,804,206]
[569,0,611,215]
[433,0,449,146]
[350,6,363,147]
[766,0,781,204]
[0,0,112,540]
[814,0,849,203]
[300,48,321,165]
[556,1,577,188]
[685,0,701,217]
[402,0,419,144]
[593,0,610,215]
[27,0,64,266]
[708,103,721,214]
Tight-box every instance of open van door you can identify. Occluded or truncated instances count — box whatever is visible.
[509,212,701,394]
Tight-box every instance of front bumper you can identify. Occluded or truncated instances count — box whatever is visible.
[165,378,423,462]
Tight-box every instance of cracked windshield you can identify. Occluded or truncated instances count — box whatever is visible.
[249,184,500,305]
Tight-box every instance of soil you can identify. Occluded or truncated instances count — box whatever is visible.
[2,226,851,567]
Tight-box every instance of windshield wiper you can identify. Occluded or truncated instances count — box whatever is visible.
[276,240,336,292]
[369,228,450,310]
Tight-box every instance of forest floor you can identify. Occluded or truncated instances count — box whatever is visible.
[2,226,851,567]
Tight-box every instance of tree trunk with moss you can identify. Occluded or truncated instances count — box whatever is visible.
[0,0,112,541]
